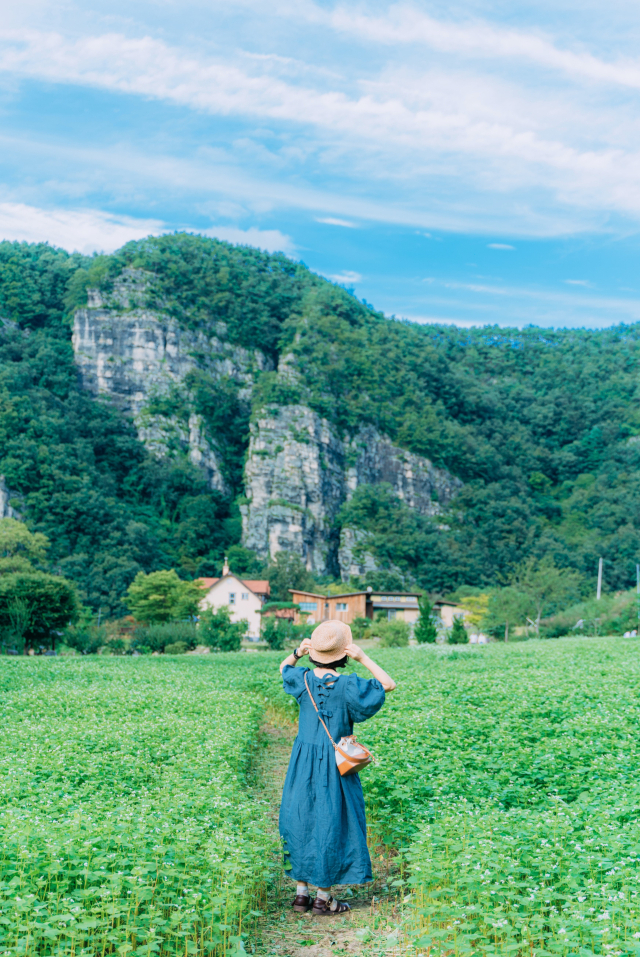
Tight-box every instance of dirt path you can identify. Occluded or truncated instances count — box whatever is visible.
[249,715,402,957]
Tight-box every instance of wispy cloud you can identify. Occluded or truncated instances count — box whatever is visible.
[0,202,162,253]
[3,28,640,232]
[320,4,640,90]
[317,217,357,227]
[329,270,362,285]
[201,225,294,253]
[488,243,515,250]
[564,279,592,287]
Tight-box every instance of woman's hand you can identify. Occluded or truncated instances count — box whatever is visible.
[297,638,312,657]
[345,641,364,662]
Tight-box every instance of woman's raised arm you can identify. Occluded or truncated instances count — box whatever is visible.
[344,642,396,692]
[279,637,312,674]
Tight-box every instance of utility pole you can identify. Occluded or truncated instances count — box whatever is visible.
[597,557,603,600]
[636,564,639,622]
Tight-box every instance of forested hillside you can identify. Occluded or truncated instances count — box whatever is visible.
[2,234,640,615]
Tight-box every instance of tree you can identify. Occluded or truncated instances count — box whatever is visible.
[266,552,317,602]
[414,595,438,644]
[512,557,584,637]
[485,586,528,641]
[449,615,469,644]
[0,571,80,652]
[126,570,203,622]
[199,606,246,652]
[461,593,490,631]
[0,518,49,564]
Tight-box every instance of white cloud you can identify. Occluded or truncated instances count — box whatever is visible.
[316,217,357,227]
[488,243,515,249]
[201,225,294,253]
[329,270,362,285]
[0,202,162,253]
[321,4,640,90]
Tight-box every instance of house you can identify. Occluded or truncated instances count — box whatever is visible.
[199,559,270,639]
[289,589,421,626]
[432,599,466,629]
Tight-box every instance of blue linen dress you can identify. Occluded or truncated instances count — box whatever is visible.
[278,665,386,888]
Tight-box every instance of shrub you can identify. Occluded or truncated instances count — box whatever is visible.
[126,570,202,623]
[164,640,188,655]
[134,621,198,653]
[351,616,372,641]
[377,619,410,647]
[449,615,469,644]
[261,615,287,650]
[199,606,246,652]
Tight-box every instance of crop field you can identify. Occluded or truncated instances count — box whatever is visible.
[2,638,640,957]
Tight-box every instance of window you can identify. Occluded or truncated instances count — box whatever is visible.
[241,592,249,601]
[229,593,236,604]
[387,609,397,620]
[299,602,317,611]
[336,602,348,611]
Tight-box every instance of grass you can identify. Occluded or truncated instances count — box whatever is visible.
[3,637,640,957]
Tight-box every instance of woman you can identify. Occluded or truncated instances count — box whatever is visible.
[278,619,396,916]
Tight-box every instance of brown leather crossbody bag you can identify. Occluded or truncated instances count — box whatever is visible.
[304,671,374,776]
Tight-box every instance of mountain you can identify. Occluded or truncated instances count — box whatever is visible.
[2,233,640,615]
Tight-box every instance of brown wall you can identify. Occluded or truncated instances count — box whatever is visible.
[291,591,368,625]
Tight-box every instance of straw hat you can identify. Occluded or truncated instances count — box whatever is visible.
[309,620,351,663]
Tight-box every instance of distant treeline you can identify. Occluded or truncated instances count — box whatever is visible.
[2,234,640,615]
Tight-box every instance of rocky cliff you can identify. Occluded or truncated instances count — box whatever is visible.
[241,403,462,576]
[73,269,270,494]
[72,269,462,578]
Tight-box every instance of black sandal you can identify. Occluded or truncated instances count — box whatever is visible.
[311,896,351,916]
[292,894,312,913]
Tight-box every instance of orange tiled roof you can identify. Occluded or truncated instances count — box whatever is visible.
[198,576,270,596]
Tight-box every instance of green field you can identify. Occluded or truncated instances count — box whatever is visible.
[2,638,640,956]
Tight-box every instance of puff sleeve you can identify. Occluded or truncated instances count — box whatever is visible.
[281,664,308,701]
[345,673,386,723]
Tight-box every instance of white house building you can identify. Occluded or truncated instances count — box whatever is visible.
[198,560,270,639]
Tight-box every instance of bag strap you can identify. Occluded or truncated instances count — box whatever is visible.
[304,671,338,752]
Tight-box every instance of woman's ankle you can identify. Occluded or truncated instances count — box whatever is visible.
[296,882,309,897]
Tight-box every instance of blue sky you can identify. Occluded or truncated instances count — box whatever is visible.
[3,1,640,328]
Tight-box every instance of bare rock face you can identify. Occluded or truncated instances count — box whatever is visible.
[0,476,21,520]
[72,269,269,493]
[241,404,462,575]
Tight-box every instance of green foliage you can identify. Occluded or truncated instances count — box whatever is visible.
[261,614,287,650]
[0,656,283,956]
[8,233,640,615]
[0,571,79,652]
[484,585,529,641]
[512,555,584,635]
[376,618,410,647]
[358,639,640,955]
[350,615,372,641]
[164,640,188,654]
[414,595,438,643]
[134,620,199,653]
[96,233,316,359]
[449,615,469,644]
[126,569,202,623]
[266,551,317,602]
[0,517,49,563]
[199,605,246,651]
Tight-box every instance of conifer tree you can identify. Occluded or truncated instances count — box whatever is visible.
[449,615,469,645]
[414,595,438,644]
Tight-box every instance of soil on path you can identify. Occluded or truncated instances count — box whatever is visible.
[248,716,401,957]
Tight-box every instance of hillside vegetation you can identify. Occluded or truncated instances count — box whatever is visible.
[2,234,640,613]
